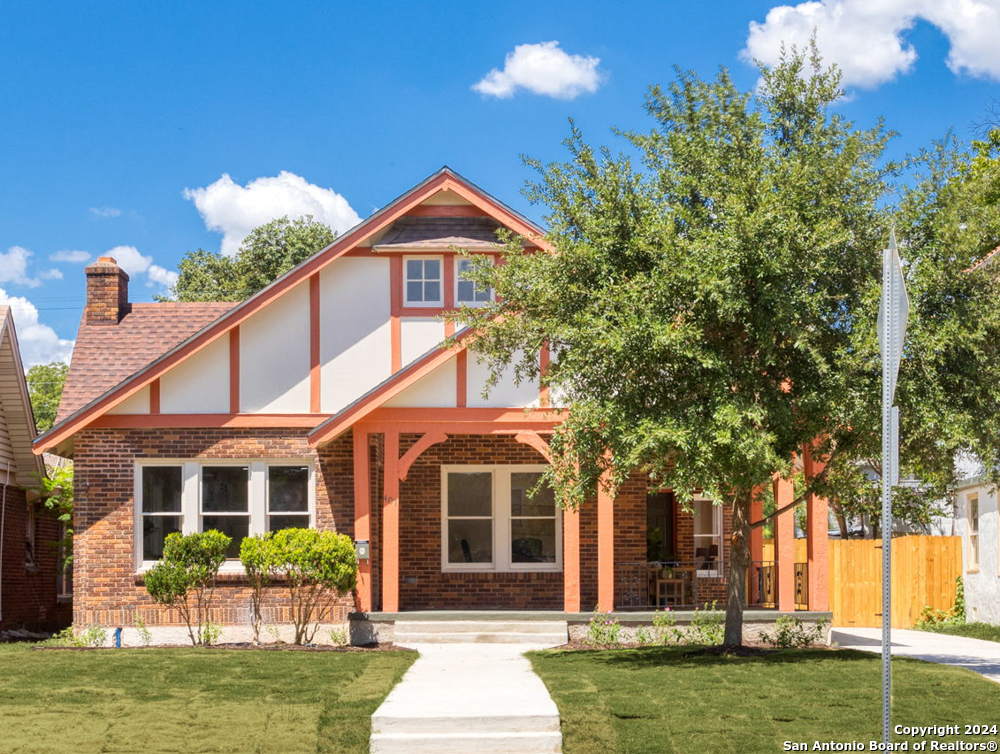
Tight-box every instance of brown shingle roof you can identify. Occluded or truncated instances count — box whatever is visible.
[57,302,236,422]
[372,216,507,251]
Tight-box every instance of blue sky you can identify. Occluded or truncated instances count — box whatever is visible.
[2,0,999,367]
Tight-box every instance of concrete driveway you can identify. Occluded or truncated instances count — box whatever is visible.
[831,627,1000,684]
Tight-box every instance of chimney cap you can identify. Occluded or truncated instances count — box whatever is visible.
[96,256,118,264]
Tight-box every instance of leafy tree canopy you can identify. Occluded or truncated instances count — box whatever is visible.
[169,215,335,302]
[26,361,68,433]
[455,47,1000,645]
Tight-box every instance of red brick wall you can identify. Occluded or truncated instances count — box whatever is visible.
[71,426,737,622]
[72,427,356,627]
[0,485,70,631]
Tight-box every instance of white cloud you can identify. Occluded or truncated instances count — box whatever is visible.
[106,245,152,278]
[0,287,74,367]
[147,264,178,290]
[743,0,1000,89]
[473,41,603,99]
[39,269,63,281]
[89,206,122,218]
[0,246,41,287]
[50,250,91,264]
[183,171,362,257]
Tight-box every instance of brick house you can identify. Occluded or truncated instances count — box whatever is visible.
[35,169,829,641]
[0,306,70,633]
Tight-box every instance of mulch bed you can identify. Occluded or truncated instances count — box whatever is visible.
[31,642,409,652]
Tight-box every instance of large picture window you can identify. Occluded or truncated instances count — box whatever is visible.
[442,465,560,572]
[135,461,314,568]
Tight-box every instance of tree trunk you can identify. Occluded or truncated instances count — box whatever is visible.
[723,489,752,647]
[835,511,849,541]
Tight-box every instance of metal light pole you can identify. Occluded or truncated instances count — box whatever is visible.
[877,229,908,747]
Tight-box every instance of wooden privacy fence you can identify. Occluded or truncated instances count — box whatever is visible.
[829,535,961,628]
[760,535,961,628]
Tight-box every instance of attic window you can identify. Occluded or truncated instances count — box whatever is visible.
[404,257,443,306]
[455,258,492,305]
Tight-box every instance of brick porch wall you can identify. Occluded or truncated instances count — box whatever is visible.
[390,434,651,612]
[71,427,736,623]
[71,427,357,627]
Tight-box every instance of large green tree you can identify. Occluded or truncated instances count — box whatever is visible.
[456,49,1000,646]
[26,361,68,432]
[170,215,335,301]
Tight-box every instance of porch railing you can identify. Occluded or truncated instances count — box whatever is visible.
[747,560,776,608]
[794,562,809,610]
[615,561,723,610]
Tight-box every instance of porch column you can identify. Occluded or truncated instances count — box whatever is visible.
[353,429,372,613]
[750,485,764,563]
[563,504,581,613]
[804,446,830,611]
[382,431,400,613]
[774,474,796,612]
[597,469,615,612]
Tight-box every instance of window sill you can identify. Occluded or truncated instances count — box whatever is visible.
[966,569,980,574]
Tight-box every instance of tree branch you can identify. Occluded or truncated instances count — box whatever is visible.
[748,446,840,530]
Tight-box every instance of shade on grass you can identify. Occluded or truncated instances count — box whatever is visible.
[529,647,1000,754]
[0,644,415,754]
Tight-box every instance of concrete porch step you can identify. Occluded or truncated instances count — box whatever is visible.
[393,620,568,647]
[370,731,562,754]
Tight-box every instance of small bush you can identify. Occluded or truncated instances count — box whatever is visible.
[240,533,276,644]
[133,612,153,647]
[915,576,966,630]
[269,528,358,645]
[585,608,621,647]
[144,530,230,646]
[652,608,681,645]
[760,616,826,648]
[49,625,107,647]
[687,602,724,646]
[328,627,349,646]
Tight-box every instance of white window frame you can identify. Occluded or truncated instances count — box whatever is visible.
[134,460,316,572]
[454,257,493,306]
[692,497,724,577]
[403,255,444,307]
[967,492,979,573]
[441,464,561,573]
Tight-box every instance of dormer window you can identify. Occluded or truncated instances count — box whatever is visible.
[404,257,443,306]
[456,258,493,305]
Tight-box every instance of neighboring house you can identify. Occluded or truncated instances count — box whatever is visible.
[34,169,830,642]
[954,477,1000,624]
[0,307,70,633]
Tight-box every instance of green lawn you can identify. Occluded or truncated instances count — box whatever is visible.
[0,643,415,754]
[530,647,1000,754]
[918,621,1000,643]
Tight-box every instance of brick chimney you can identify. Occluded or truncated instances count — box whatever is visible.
[85,256,130,325]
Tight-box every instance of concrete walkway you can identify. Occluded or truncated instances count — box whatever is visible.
[832,627,1000,684]
[370,622,565,753]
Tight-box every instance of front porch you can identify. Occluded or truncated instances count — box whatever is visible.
[340,407,831,616]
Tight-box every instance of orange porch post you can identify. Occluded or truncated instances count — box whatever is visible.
[804,446,830,611]
[597,469,615,612]
[353,429,372,612]
[750,485,764,564]
[382,431,400,613]
[774,474,796,612]
[563,504,581,613]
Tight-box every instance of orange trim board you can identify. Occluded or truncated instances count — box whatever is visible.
[34,168,548,455]
[90,414,331,429]
[307,328,479,447]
